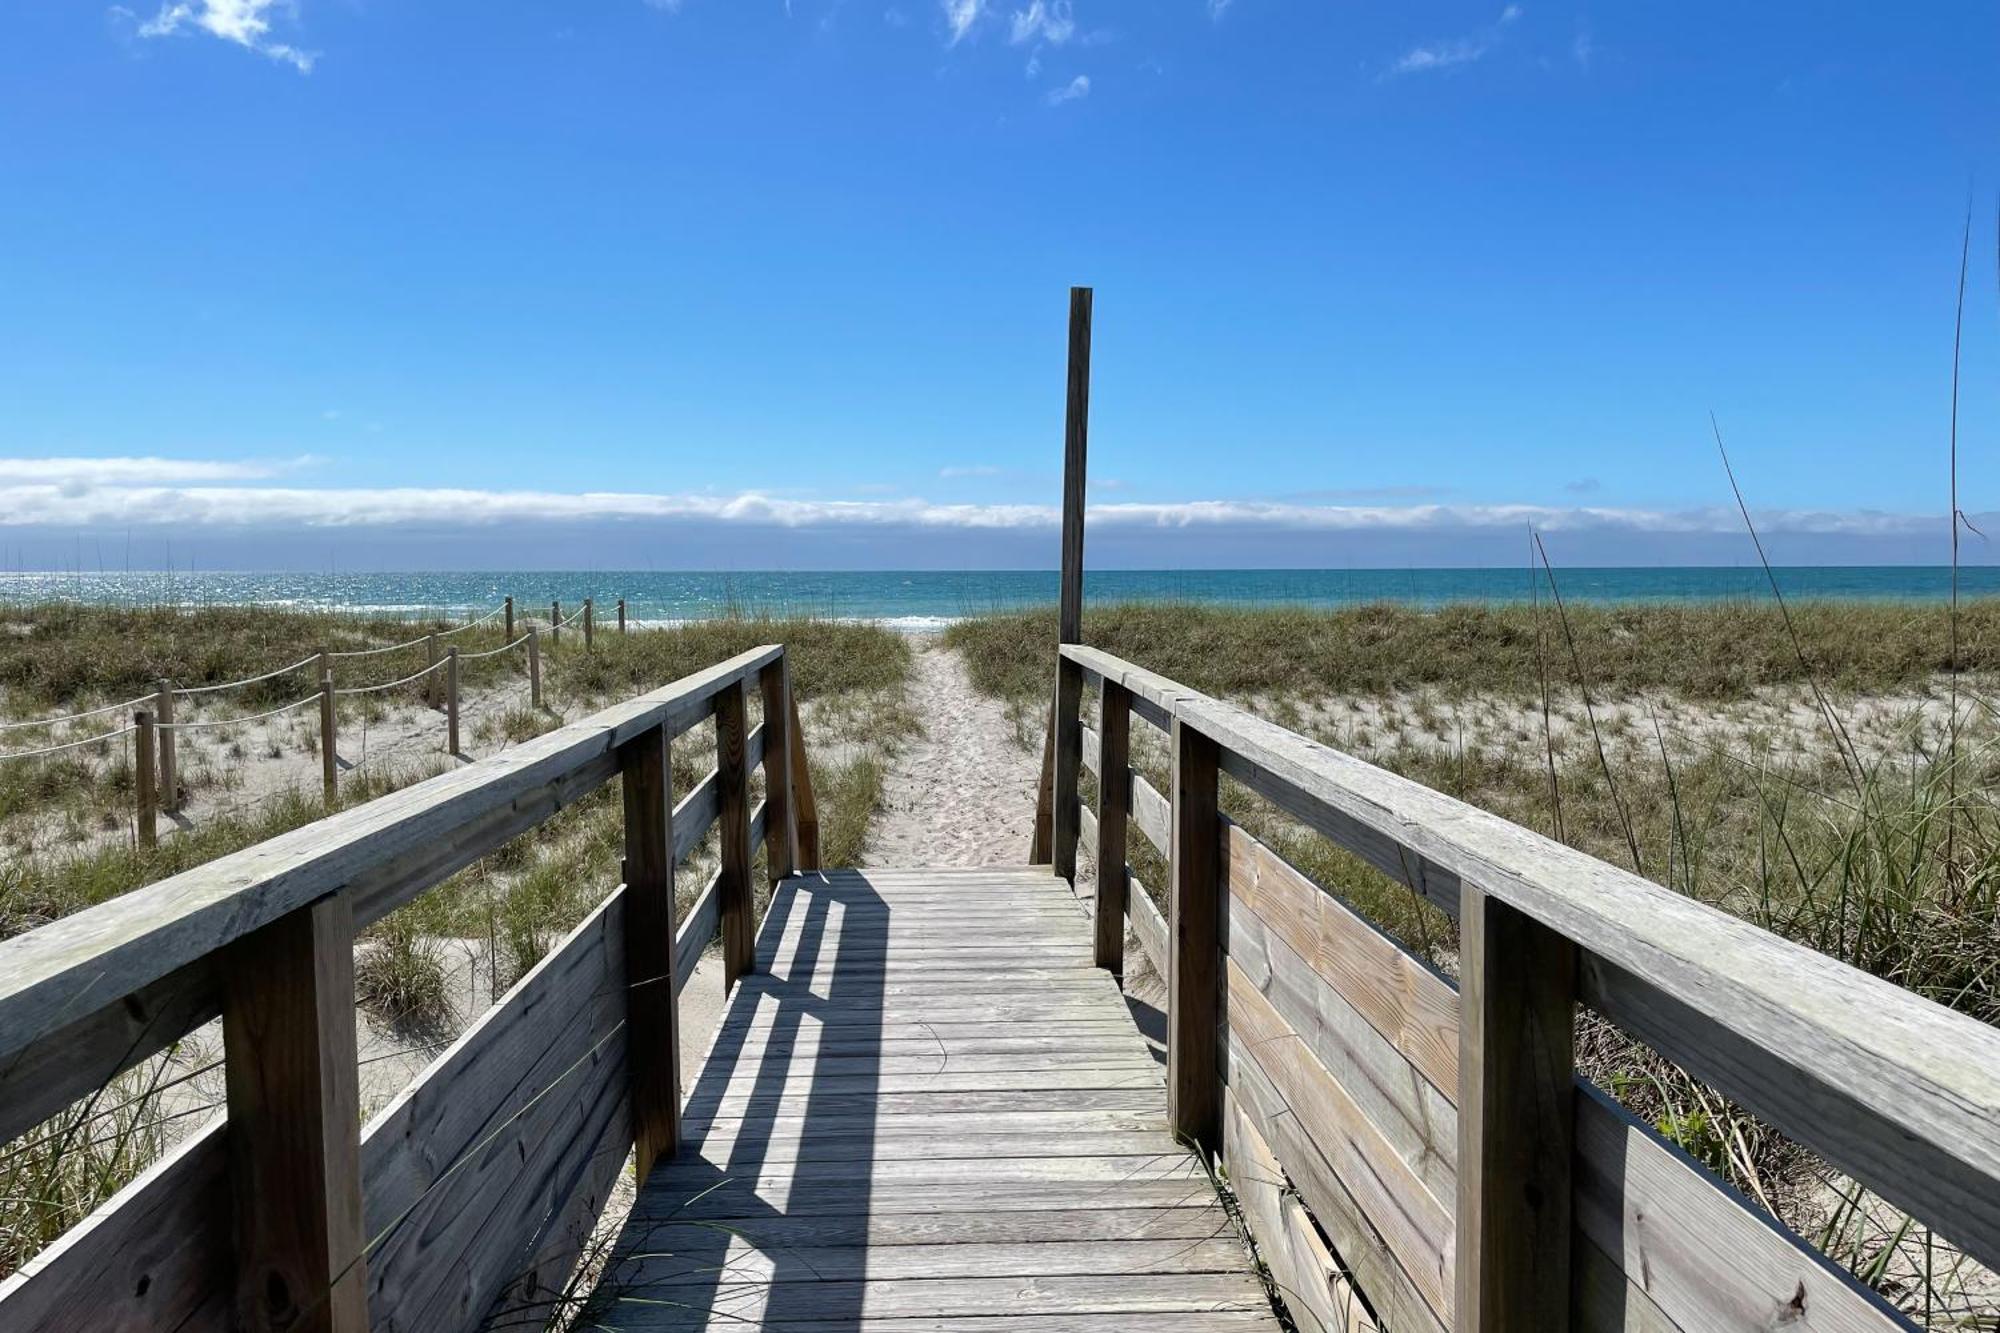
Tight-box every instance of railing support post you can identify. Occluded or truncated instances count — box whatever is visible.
[787,686,820,872]
[504,594,514,640]
[222,893,369,1333]
[155,678,178,815]
[584,598,594,651]
[319,678,338,809]
[1094,678,1130,976]
[620,722,681,1181]
[425,632,440,707]
[1167,715,1220,1156]
[550,600,561,648]
[445,646,461,757]
[715,679,755,990]
[134,709,157,850]
[617,598,627,634]
[1052,657,1085,884]
[759,657,797,886]
[1456,885,1576,1333]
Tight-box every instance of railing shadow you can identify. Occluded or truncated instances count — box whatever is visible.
[591,870,888,1330]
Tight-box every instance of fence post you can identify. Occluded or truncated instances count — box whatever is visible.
[1052,656,1085,883]
[759,657,797,886]
[1031,285,1093,864]
[425,632,440,707]
[620,722,681,1181]
[222,894,369,1333]
[786,685,820,871]
[1456,886,1576,1332]
[617,598,627,634]
[1168,715,1220,1156]
[446,646,461,757]
[1094,679,1131,976]
[528,626,543,708]
[134,709,157,849]
[155,678,178,815]
[550,600,561,648]
[715,679,755,990]
[319,677,338,809]
[584,598,595,651]
[317,647,330,683]
[504,595,514,640]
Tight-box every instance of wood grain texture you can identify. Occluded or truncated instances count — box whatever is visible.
[1057,285,1090,644]
[1169,717,1222,1155]
[1093,678,1130,974]
[621,723,680,1180]
[786,686,820,870]
[222,893,368,1333]
[1052,657,1085,883]
[759,660,797,885]
[714,677,755,990]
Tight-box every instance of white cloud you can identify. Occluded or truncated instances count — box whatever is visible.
[1008,0,1073,45]
[132,0,316,72]
[1046,73,1090,104]
[940,0,984,44]
[1385,4,1520,79]
[0,462,1963,545]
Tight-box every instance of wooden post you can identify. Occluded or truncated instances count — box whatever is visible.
[759,657,797,886]
[550,600,561,648]
[1168,716,1220,1156]
[617,598,627,634]
[319,678,338,809]
[222,894,369,1333]
[1455,886,1576,1333]
[504,595,514,640]
[1094,679,1131,975]
[134,709,157,850]
[583,597,594,651]
[620,723,681,1181]
[1032,285,1093,864]
[155,678,178,815]
[787,687,821,872]
[424,632,440,707]
[445,647,460,756]
[317,647,330,683]
[528,626,542,707]
[715,680,755,990]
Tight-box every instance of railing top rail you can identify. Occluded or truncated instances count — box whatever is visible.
[0,643,782,1073]
[1059,641,2000,1259]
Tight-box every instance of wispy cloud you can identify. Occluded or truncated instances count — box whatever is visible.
[1571,30,1593,69]
[940,0,984,45]
[1008,0,1073,45]
[1046,73,1090,104]
[1384,4,1520,79]
[129,0,316,72]
[1207,0,1231,18]
[0,455,323,488]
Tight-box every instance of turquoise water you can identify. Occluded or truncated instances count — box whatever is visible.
[2,568,1996,627]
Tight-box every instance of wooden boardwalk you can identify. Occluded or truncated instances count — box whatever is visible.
[584,866,1283,1330]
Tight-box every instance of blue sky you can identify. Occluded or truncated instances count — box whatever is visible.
[1,1,1996,569]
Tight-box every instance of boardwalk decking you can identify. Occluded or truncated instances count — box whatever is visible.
[585,866,1283,1330]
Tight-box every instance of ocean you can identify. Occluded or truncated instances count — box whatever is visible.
[2,567,1997,629]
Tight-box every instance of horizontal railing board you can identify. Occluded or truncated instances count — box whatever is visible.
[1132,772,1171,857]
[1128,870,1168,979]
[1225,957,1454,1323]
[1069,642,2000,1271]
[0,645,779,1083]
[1223,1031,1448,1333]
[1067,651,1177,734]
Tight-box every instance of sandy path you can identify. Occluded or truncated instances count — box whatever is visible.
[863,637,1040,867]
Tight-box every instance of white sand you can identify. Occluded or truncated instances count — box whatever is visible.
[862,636,1041,867]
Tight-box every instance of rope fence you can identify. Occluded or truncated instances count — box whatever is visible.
[0,724,138,760]
[158,693,321,733]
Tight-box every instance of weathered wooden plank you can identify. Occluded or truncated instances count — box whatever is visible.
[715,678,755,989]
[603,1207,1229,1251]
[610,1236,1256,1287]
[759,660,797,885]
[1053,657,1086,884]
[1169,716,1223,1155]
[785,686,820,870]
[672,867,721,992]
[632,1173,1236,1220]
[1129,869,1168,978]
[221,893,368,1333]
[1133,769,1171,856]
[1094,678,1131,974]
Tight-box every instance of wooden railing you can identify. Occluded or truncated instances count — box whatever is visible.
[1052,643,2000,1333]
[0,644,819,1333]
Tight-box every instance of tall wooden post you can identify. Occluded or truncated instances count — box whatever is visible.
[155,678,178,815]
[317,648,330,683]
[134,709,157,850]
[424,632,440,707]
[1455,886,1576,1332]
[582,598,594,651]
[528,627,543,707]
[787,688,821,872]
[550,601,561,648]
[1034,284,1093,866]
[617,598,627,634]
[319,678,338,809]
[445,647,461,756]
[759,657,797,887]
[504,595,515,640]
[620,723,681,1180]
[1094,679,1131,975]
[222,894,369,1333]
[1168,716,1220,1156]
[715,680,755,990]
